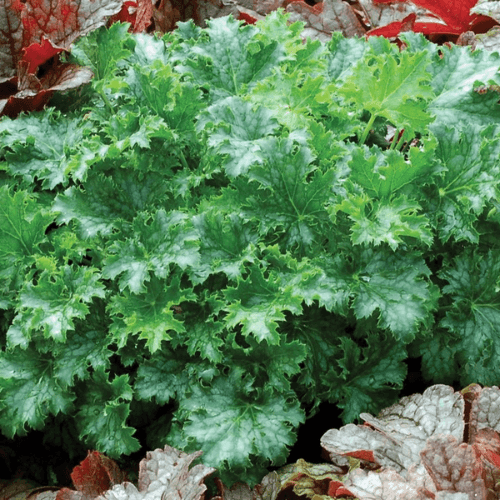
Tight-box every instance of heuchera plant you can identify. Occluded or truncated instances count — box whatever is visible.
[239,0,500,42]
[57,447,215,500]
[0,0,239,118]
[30,384,500,500]
[1,9,500,487]
[320,384,500,499]
[0,0,125,117]
[367,0,497,38]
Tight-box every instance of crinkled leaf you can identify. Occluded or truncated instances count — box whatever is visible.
[331,334,408,423]
[351,249,435,341]
[227,335,308,393]
[102,210,199,293]
[64,21,133,83]
[224,265,303,345]
[348,139,438,200]
[125,31,171,68]
[439,250,500,384]
[338,48,434,139]
[275,254,352,315]
[107,275,196,353]
[335,192,433,250]
[52,328,113,388]
[196,97,279,177]
[428,43,500,131]
[428,124,500,243]
[415,330,461,385]
[172,315,226,364]
[0,186,53,266]
[0,347,75,437]
[0,110,91,188]
[175,15,288,99]
[324,32,369,83]
[123,62,203,142]
[248,71,328,130]
[8,265,106,347]
[244,136,335,248]
[171,374,304,471]
[134,351,193,405]
[54,170,170,239]
[75,368,139,458]
[192,209,258,282]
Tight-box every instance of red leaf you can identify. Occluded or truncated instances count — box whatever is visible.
[0,58,93,118]
[238,11,258,25]
[344,450,376,463]
[0,0,124,117]
[367,0,497,38]
[384,0,478,31]
[107,0,152,34]
[328,480,356,498]
[56,451,126,500]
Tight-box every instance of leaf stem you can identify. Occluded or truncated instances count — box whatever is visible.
[359,114,377,145]
[98,88,116,115]
[394,131,408,151]
[178,148,189,170]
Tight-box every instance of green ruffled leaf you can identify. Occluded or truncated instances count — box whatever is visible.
[66,21,133,82]
[171,373,304,472]
[248,71,328,130]
[75,368,140,458]
[428,125,500,244]
[351,249,436,341]
[0,186,54,302]
[8,265,106,347]
[414,329,461,385]
[175,15,288,100]
[335,193,433,250]
[0,186,53,266]
[53,170,171,239]
[52,329,113,388]
[439,250,500,384]
[102,210,199,293]
[196,97,280,177]
[347,141,438,200]
[427,42,500,131]
[108,274,196,353]
[324,32,369,82]
[338,48,434,141]
[192,208,258,282]
[0,347,75,437]
[224,265,303,345]
[331,333,408,423]
[134,349,218,404]
[244,136,335,248]
[0,110,91,188]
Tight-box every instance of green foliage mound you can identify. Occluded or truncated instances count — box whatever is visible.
[1,10,500,486]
